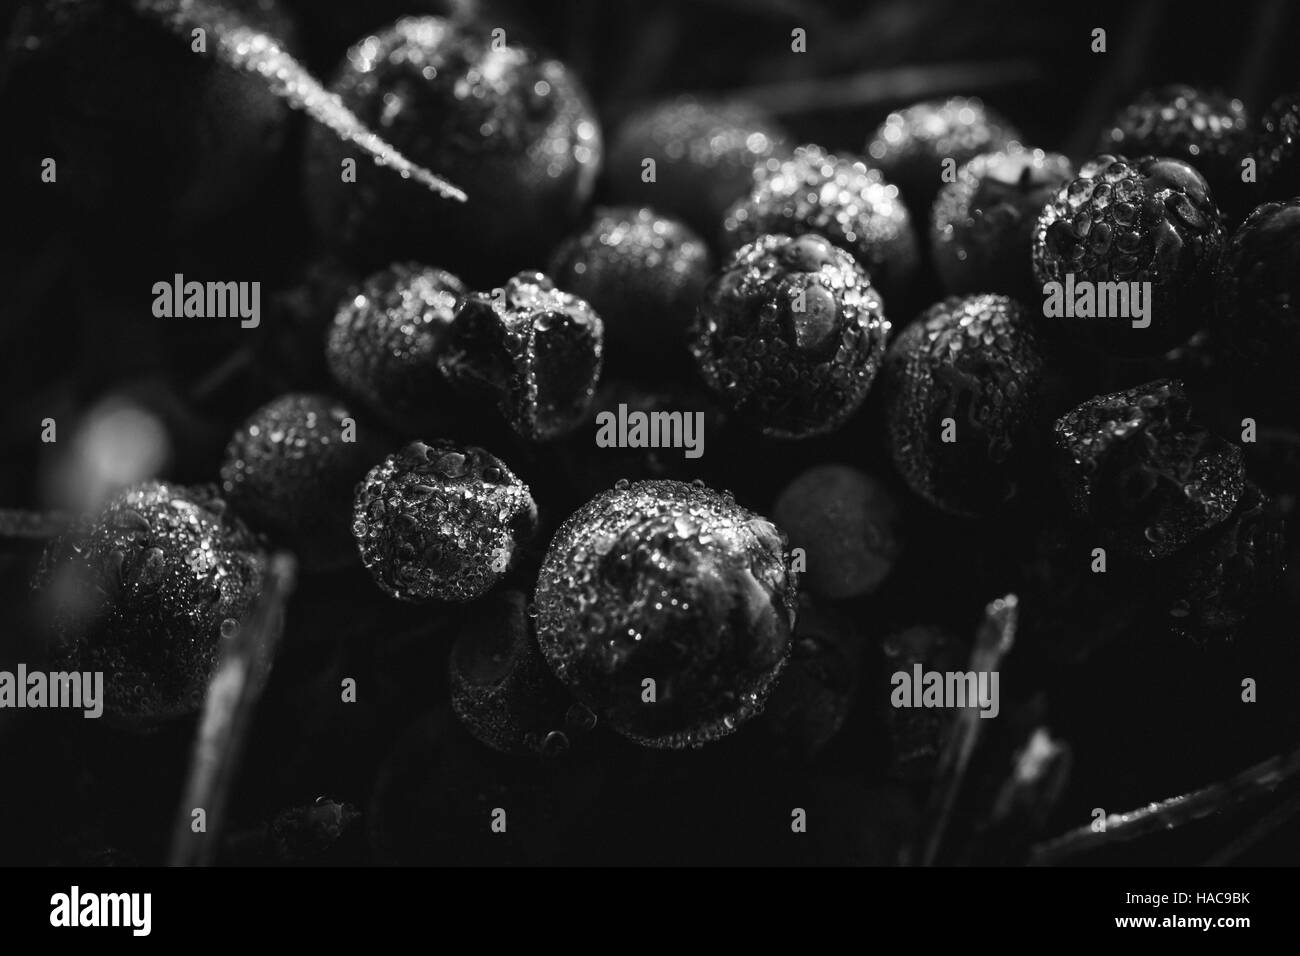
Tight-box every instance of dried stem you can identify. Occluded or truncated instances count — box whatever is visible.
[127,0,467,202]
[1030,745,1300,865]
[169,551,297,867]
[1203,787,1300,866]
[921,593,1019,866]
[189,345,255,403]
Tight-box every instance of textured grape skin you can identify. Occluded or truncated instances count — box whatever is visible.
[1098,84,1251,220]
[1052,379,1245,561]
[548,207,712,369]
[440,272,604,442]
[1213,199,1300,407]
[303,16,602,282]
[533,479,798,750]
[883,294,1045,517]
[866,97,1021,218]
[690,232,889,439]
[325,263,466,423]
[1256,88,1300,204]
[930,147,1074,303]
[32,482,268,725]
[607,97,790,242]
[1031,153,1226,358]
[352,440,538,603]
[722,144,918,307]
[772,465,901,599]
[220,393,378,572]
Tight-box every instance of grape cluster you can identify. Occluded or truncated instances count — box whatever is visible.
[10,2,1300,869]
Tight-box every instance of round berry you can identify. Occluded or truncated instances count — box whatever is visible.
[883,295,1045,516]
[772,464,901,599]
[33,481,268,724]
[607,96,789,242]
[930,147,1074,302]
[1242,424,1300,511]
[1161,482,1285,644]
[220,393,379,572]
[1052,379,1245,560]
[866,97,1021,219]
[278,0,459,67]
[1255,87,1300,203]
[1098,84,1251,220]
[757,597,861,760]
[533,479,798,749]
[548,207,712,373]
[1031,154,1226,357]
[723,145,918,307]
[691,232,889,439]
[267,256,360,389]
[449,590,588,757]
[303,17,602,282]
[352,440,537,602]
[325,262,466,424]
[440,272,604,441]
[1213,199,1300,408]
